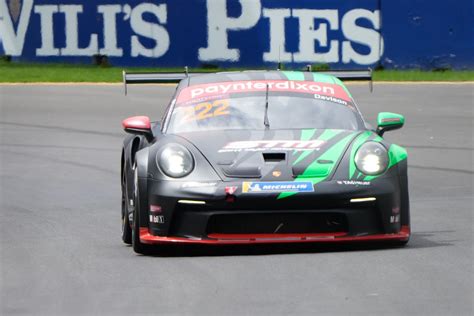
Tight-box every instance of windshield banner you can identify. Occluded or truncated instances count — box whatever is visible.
[176,80,350,104]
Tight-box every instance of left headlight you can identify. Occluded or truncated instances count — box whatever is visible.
[355,142,388,175]
[157,143,194,178]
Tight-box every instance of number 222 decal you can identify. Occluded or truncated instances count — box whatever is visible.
[180,99,230,123]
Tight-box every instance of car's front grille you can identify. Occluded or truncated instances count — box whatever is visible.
[206,212,348,235]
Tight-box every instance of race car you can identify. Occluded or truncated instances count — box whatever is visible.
[120,69,410,254]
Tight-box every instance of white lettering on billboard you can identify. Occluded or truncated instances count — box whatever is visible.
[98,5,123,56]
[199,0,261,62]
[130,3,169,58]
[263,8,292,63]
[60,5,98,56]
[342,9,383,65]
[35,5,59,56]
[0,0,383,66]
[293,9,339,63]
[0,0,33,56]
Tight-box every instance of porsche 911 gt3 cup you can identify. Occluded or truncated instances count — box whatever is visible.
[120,69,410,254]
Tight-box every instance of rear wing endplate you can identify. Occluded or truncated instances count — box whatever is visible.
[122,70,193,95]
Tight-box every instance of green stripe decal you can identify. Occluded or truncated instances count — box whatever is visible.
[364,174,377,181]
[349,131,372,179]
[293,150,312,165]
[387,144,408,168]
[282,71,305,81]
[312,73,335,84]
[293,129,342,165]
[302,134,353,177]
[292,129,316,157]
[279,133,354,199]
[301,129,316,140]
[318,129,342,142]
[333,77,353,98]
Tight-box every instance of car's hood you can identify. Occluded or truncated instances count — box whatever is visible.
[175,129,362,182]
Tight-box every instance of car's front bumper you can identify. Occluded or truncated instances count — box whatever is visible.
[139,177,409,244]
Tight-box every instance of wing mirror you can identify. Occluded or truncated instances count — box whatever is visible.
[122,116,153,140]
[376,112,405,136]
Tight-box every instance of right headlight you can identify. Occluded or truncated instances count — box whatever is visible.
[157,143,194,178]
[355,142,389,175]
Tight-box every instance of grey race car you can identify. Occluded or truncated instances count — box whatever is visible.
[120,70,410,254]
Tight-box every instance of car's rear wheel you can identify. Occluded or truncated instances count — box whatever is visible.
[131,164,152,255]
[121,171,132,245]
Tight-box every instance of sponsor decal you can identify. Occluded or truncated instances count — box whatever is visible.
[149,215,165,224]
[181,181,217,188]
[390,214,400,223]
[177,80,349,103]
[336,180,370,186]
[272,170,282,177]
[314,94,349,106]
[225,186,238,195]
[242,181,314,193]
[219,140,325,153]
[149,205,162,213]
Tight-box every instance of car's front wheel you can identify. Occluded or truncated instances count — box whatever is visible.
[121,171,132,245]
[131,164,152,255]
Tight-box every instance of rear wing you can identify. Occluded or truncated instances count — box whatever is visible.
[122,67,203,95]
[305,67,373,92]
[122,67,373,95]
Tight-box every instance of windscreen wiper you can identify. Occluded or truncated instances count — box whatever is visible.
[264,84,270,129]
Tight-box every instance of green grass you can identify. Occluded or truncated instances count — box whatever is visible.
[372,70,474,81]
[0,62,219,83]
[1,61,473,83]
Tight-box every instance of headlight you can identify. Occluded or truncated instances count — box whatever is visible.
[158,143,194,178]
[355,142,388,175]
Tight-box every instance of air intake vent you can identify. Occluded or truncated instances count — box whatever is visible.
[263,152,286,162]
[223,166,262,178]
[207,213,348,234]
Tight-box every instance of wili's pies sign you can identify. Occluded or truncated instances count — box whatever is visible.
[0,0,384,67]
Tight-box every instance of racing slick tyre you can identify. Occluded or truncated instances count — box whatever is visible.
[121,171,132,245]
[131,165,152,255]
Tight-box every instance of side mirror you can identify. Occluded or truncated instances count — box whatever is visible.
[376,112,405,136]
[122,116,153,140]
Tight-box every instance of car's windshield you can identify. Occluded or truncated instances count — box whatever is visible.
[167,80,364,133]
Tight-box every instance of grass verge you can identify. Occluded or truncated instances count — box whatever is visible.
[1,62,473,83]
[372,70,474,82]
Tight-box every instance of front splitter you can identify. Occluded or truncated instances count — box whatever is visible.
[140,226,410,245]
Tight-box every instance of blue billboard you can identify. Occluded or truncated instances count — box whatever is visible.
[0,0,472,69]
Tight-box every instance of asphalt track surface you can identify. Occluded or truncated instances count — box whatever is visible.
[1,82,472,315]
